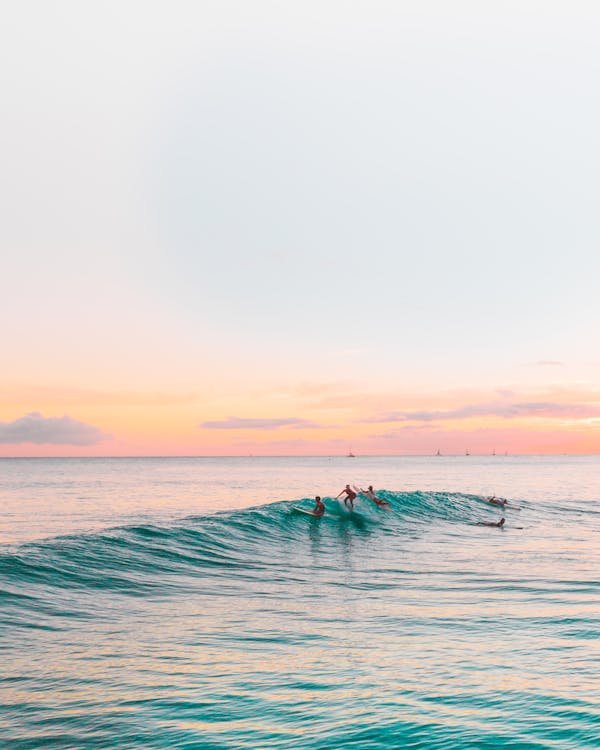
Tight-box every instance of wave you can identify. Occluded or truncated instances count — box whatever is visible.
[0,490,519,624]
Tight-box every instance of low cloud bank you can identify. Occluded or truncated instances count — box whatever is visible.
[365,401,600,423]
[0,412,110,445]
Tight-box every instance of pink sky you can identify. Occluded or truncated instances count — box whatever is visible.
[2,381,599,456]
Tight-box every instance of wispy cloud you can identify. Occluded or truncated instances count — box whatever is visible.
[533,360,564,367]
[363,401,600,423]
[0,412,110,445]
[199,416,322,430]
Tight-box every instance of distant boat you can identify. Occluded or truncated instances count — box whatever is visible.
[347,450,356,458]
[436,449,441,456]
[465,449,470,456]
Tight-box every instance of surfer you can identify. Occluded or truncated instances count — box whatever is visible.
[313,496,325,516]
[476,517,505,528]
[486,496,519,509]
[336,484,357,510]
[360,485,390,508]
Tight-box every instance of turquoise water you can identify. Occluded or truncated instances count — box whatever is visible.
[1,456,599,748]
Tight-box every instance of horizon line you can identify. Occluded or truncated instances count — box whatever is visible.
[1,453,599,459]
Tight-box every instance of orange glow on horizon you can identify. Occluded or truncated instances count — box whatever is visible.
[1,382,599,456]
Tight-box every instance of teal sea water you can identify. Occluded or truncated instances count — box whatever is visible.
[1,456,599,749]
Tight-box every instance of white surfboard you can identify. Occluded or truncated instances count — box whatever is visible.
[293,506,323,517]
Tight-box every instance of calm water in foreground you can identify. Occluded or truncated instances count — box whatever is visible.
[1,456,599,749]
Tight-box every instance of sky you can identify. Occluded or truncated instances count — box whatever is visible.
[1,0,599,456]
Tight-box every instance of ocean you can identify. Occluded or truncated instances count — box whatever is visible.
[1,456,599,749]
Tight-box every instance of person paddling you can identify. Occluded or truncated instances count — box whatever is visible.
[476,517,505,528]
[336,484,357,510]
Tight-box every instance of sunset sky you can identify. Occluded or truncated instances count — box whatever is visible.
[2,1,599,456]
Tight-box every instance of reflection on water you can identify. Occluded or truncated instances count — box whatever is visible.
[1,457,599,748]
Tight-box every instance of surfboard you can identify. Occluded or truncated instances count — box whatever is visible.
[293,506,323,517]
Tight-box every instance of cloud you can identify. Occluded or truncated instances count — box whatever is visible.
[533,360,564,367]
[199,416,322,430]
[0,412,110,445]
[363,401,600,423]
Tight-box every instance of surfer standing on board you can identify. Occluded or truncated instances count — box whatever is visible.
[360,485,390,508]
[313,496,325,516]
[336,485,357,510]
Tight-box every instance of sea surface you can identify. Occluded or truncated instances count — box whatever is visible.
[1,456,599,749]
